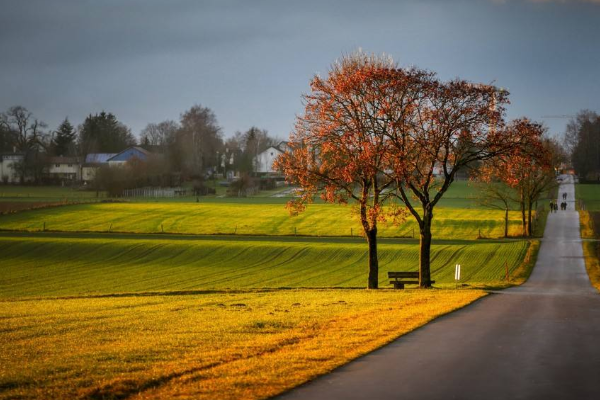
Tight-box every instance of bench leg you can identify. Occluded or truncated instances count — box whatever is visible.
[393,282,405,289]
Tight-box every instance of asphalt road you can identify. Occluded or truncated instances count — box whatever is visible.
[278,175,600,400]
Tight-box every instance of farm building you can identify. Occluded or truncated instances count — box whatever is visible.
[82,147,154,183]
[107,146,151,167]
[82,153,116,182]
[47,156,81,182]
[255,142,289,174]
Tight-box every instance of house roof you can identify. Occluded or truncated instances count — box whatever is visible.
[107,146,151,162]
[85,153,117,163]
[258,142,290,156]
[274,141,290,152]
[258,146,281,156]
[48,156,80,164]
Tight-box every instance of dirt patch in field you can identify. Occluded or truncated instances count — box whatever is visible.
[0,201,70,214]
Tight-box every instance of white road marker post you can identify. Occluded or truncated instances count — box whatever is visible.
[455,264,461,289]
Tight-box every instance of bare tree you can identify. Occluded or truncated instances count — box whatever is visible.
[0,106,49,183]
[0,106,48,152]
[140,120,179,149]
[471,179,516,238]
[176,105,223,177]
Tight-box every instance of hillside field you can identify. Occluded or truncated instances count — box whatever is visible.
[0,202,526,239]
[0,233,530,298]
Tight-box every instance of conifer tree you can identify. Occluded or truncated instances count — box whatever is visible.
[52,118,76,156]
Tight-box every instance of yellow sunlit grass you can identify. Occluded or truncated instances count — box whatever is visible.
[0,289,484,400]
[579,211,600,292]
[580,210,595,239]
[582,241,600,293]
[0,202,526,239]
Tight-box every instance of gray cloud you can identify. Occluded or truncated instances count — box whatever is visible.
[1,0,599,138]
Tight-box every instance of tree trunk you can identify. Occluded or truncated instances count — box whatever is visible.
[419,209,433,288]
[521,203,527,237]
[527,201,533,237]
[365,228,379,289]
[504,207,509,238]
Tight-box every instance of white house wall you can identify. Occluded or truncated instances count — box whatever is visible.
[49,165,79,174]
[256,148,283,173]
[0,156,23,183]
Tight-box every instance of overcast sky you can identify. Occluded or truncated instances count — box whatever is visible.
[1,0,599,141]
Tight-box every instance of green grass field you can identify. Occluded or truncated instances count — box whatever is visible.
[0,201,526,239]
[0,180,482,205]
[0,233,529,298]
[0,180,540,399]
[576,183,600,211]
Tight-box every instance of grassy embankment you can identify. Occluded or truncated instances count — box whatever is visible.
[576,183,600,292]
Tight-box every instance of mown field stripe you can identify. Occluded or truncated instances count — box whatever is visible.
[0,202,528,239]
[0,234,529,298]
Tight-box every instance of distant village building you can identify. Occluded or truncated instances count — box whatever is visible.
[81,147,151,183]
[47,156,81,182]
[0,152,24,183]
[106,146,151,167]
[255,142,289,174]
[82,153,116,182]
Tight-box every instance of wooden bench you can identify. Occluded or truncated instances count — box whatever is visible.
[388,272,435,289]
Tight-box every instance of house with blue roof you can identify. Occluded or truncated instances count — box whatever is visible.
[81,147,154,183]
[82,153,116,182]
[107,146,151,167]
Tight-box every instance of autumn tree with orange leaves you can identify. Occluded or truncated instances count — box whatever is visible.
[275,53,419,289]
[278,51,534,289]
[477,119,555,237]
[384,79,530,287]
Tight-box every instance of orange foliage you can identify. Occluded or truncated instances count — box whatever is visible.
[275,50,533,287]
[274,52,416,232]
[477,118,553,236]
